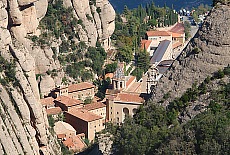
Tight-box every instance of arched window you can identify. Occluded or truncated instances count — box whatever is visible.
[123,107,129,116]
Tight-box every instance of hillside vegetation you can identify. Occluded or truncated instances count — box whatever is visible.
[109,66,230,155]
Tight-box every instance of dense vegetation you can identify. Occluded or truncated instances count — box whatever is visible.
[106,65,230,154]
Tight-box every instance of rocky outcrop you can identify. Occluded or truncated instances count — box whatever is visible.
[0,0,116,153]
[153,5,230,104]
[0,0,61,154]
[65,0,115,49]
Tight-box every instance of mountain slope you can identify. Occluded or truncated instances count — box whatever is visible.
[153,4,230,103]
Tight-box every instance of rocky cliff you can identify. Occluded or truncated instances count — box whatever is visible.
[153,5,230,106]
[0,0,115,154]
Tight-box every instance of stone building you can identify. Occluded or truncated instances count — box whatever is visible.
[105,64,145,124]
[54,95,83,111]
[51,82,95,101]
[106,92,144,124]
[65,108,105,142]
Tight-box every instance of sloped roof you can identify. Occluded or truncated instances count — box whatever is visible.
[172,42,183,49]
[46,107,62,115]
[55,96,83,107]
[83,102,106,111]
[169,22,185,34]
[150,40,171,64]
[141,40,152,50]
[146,31,171,37]
[68,82,95,92]
[40,97,54,106]
[126,76,136,87]
[114,93,144,103]
[68,108,103,122]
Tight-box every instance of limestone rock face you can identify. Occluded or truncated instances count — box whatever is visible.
[34,0,48,20]
[67,0,115,48]
[39,75,56,97]
[153,5,230,104]
[0,0,116,153]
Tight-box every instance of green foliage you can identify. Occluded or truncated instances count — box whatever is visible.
[84,97,93,104]
[94,78,110,99]
[48,115,55,127]
[0,55,18,87]
[131,68,143,81]
[104,62,117,74]
[116,46,133,63]
[112,71,230,155]
[184,21,191,40]
[85,45,107,75]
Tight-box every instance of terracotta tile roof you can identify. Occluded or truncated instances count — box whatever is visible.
[55,96,83,107]
[63,136,86,151]
[141,40,152,50]
[83,102,106,111]
[63,138,75,148]
[40,97,54,106]
[172,42,183,49]
[68,82,95,92]
[68,108,103,122]
[57,134,66,139]
[46,107,62,115]
[105,73,114,79]
[126,76,136,87]
[169,22,185,34]
[115,93,144,103]
[146,31,171,37]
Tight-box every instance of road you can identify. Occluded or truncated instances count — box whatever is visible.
[173,16,199,59]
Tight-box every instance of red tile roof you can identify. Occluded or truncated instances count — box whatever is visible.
[68,82,95,92]
[68,108,103,122]
[40,97,54,106]
[55,96,83,107]
[83,102,106,111]
[46,107,62,115]
[146,31,171,37]
[169,22,185,34]
[172,42,183,49]
[115,93,144,103]
[63,138,75,148]
[57,134,66,139]
[63,136,86,151]
[126,76,136,88]
[141,40,152,50]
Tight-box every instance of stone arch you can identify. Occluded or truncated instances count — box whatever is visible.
[123,107,129,116]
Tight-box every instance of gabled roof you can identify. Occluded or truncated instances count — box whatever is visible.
[40,97,54,106]
[141,40,152,50]
[146,31,171,37]
[46,107,62,115]
[169,22,185,34]
[83,102,106,111]
[68,82,95,92]
[114,92,144,103]
[68,108,103,122]
[55,96,83,107]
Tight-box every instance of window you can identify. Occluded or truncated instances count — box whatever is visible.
[111,112,112,114]
[111,107,112,109]
[117,112,119,114]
